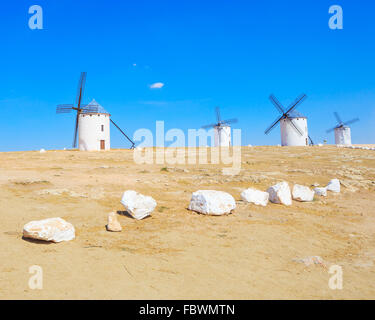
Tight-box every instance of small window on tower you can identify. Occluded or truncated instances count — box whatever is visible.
[101,125,104,132]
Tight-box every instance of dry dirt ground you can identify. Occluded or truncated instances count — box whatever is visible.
[0,146,374,300]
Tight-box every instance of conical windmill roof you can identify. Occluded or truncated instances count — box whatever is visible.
[287,110,306,119]
[83,99,110,115]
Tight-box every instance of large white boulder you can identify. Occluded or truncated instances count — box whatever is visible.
[241,188,269,206]
[326,179,341,193]
[40,149,46,153]
[267,182,292,206]
[23,218,75,243]
[121,190,157,220]
[314,187,327,197]
[292,184,315,202]
[188,190,236,215]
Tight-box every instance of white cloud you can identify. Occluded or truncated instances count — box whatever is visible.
[149,82,165,89]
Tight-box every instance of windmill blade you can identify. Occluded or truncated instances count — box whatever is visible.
[81,105,99,113]
[215,107,221,123]
[110,119,135,149]
[326,125,340,133]
[287,118,303,136]
[56,109,72,114]
[285,94,307,116]
[334,112,343,125]
[75,72,87,107]
[56,104,74,114]
[221,118,238,125]
[201,123,217,129]
[343,118,360,126]
[72,112,80,148]
[269,95,285,114]
[265,114,284,135]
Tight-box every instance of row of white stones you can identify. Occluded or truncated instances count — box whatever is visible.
[22,179,341,241]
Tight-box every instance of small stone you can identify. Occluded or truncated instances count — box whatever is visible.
[106,212,122,232]
[267,182,292,206]
[327,179,341,193]
[121,190,157,220]
[241,188,269,206]
[292,184,315,202]
[293,256,326,267]
[314,187,327,197]
[23,218,75,243]
[188,190,236,215]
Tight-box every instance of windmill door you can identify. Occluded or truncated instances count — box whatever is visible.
[100,140,105,150]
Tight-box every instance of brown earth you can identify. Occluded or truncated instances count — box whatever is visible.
[0,146,374,300]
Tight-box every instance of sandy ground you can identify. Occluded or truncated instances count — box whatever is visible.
[0,146,374,300]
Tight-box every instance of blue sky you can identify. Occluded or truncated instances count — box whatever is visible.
[0,0,374,151]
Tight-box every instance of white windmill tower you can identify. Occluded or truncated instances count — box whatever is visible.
[202,107,238,147]
[326,112,359,146]
[57,72,135,151]
[78,99,111,151]
[265,94,314,146]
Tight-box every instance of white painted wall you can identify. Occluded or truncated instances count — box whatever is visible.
[78,113,111,151]
[214,126,231,147]
[280,118,309,146]
[335,127,351,145]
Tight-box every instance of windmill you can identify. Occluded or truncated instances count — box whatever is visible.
[57,72,135,151]
[326,112,359,145]
[265,94,314,146]
[202,107,238,147]
[57,72,93,148]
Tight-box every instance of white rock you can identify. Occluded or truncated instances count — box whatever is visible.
[188,190,236,215]
[292,184,315,202]
[314,187,327,197]
[318,143,323,147]
[312,182,320,187]
[106,212,122,232]
[121,190,157,220]
[40,149,46,153]
[293,256,326,267]
[326,179,341,193]
[23,218,75,243]
[267,182,292,206]
[241,188,269,206]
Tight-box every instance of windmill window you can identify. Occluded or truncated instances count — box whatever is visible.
[101,125,104,132]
